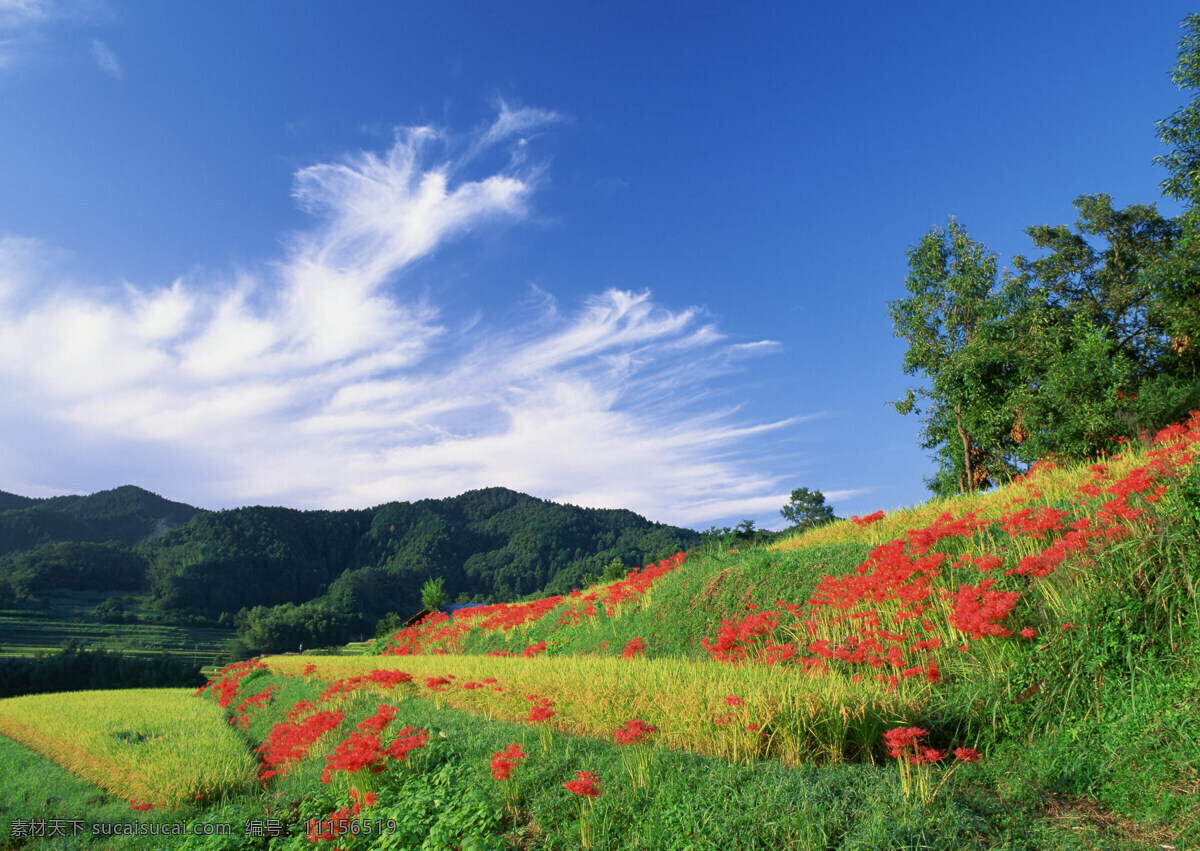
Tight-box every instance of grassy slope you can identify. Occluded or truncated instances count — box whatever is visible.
[0,421,1197,848]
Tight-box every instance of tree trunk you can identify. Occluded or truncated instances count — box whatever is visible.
[955,401,974,494]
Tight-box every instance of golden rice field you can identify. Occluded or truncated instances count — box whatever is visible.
[0,688,258,807]
[266,652,924,766]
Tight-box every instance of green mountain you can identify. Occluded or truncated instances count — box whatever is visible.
[0,484,200,556]
[146,486,700,621]
[0,485,700,648]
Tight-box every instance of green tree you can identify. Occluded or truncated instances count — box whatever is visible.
[420,576,446,611]
[1148,12,1200,405]
[890,219,1027,494]
[1012,194,1180,379]
[602,557,626,581]
[779,487,836,530]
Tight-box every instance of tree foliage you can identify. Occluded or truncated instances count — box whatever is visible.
[892,15,1200,493]
[779,487,836,530]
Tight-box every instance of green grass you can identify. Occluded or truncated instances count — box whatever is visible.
[187,671,1163,849]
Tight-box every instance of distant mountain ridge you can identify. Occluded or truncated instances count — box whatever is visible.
[0,485,200,557]
[0,485,701,646]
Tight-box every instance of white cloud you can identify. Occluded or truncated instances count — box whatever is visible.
[0,108,816,528]
[0,0,51,31]
[89,37,120,78]
[0,0,110,70]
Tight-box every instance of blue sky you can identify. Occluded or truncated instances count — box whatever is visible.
[0,1,1193,530]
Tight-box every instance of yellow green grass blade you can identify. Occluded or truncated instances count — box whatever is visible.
[267,653,923,766]
[0,688,257,807]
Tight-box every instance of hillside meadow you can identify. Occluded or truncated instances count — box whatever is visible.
[0,413,1197,848]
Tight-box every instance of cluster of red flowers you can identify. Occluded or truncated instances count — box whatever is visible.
[128,800,153,812]
[851,510,886,527]
[256,707,346,780]
[621,637,646,658]
[377,554,687,656]
[525,694,555,723]
[699,608,785,663]
[321,721,430,784]
[490,743,527,780]
[688,412,1200,693]
[317,669,413,701]
[613,718,658,745]
[194,659,268,708]
[563,770,601,798]
[521,640,548,657]
[882,726,980,766]
[230,685,279,729]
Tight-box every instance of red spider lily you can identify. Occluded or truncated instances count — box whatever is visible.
[563,770,601,798]
[386,726,430,761]
[954,747,981,763]
[321,731,387,784]
[302,662,317,676]
[882,726,927,759]
[196,659,268,708]
[491,743,527,780]
[851,510,886,527]
[318,669,413,702]
[724,694,744,707]
[128,800,153,811]
[424,676,451,691]
[525,695,555,723]
[522,640,548,657]
[946,579,1020,639]
[231,685,280,729]
[257,708,345,779]
[613,718,659,745]
[1020,627,1037,639]
[622,637,646,658]
[356,704,397,734]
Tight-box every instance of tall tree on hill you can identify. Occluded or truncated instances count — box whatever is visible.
[779,487,836,530]
[890,219,1027,495]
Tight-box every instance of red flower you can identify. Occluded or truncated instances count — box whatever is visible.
[1020,627,1037,639]
[954,747,981,763]
[622,637,646,658]
[613,718,659,745]
[525,695,555,723]
[491,743,527,780]
[882,726,927,759]
[724,694,744,707]
[563,770,601,798]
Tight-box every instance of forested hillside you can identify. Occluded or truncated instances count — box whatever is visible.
[0,485,199,556]
[146,487,698,623]
[0,485,699,653]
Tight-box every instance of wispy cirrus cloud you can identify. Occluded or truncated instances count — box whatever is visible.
[89,37,119,77]
[0,0,110,70]
[0,105,814,527]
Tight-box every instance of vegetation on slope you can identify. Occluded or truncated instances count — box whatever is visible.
[0,486,698,660]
